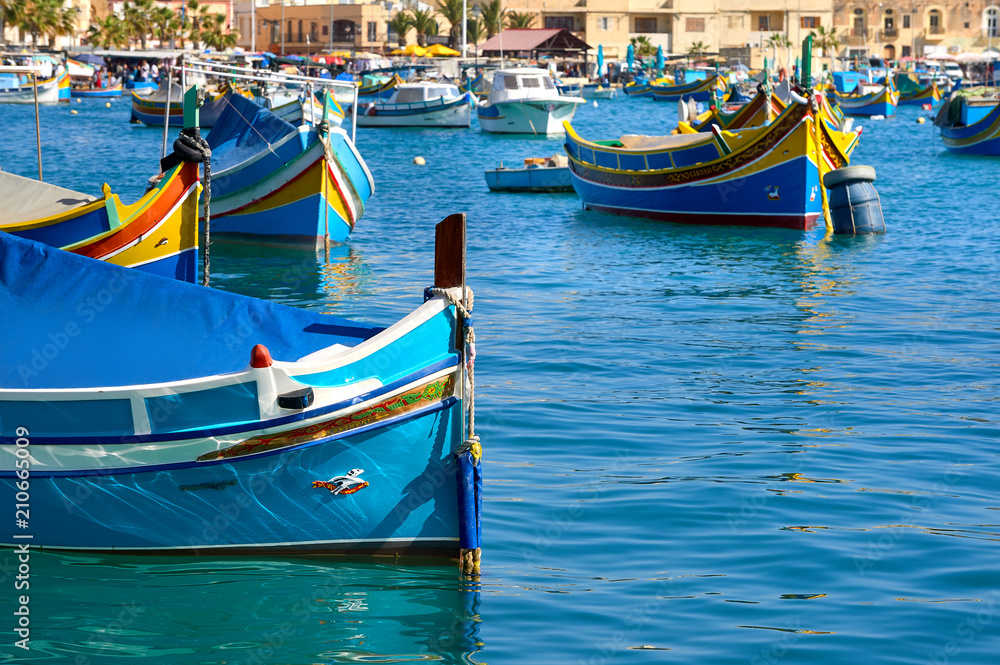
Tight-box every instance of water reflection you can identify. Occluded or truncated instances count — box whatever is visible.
[208,241,373,311]
[5,552,483,664]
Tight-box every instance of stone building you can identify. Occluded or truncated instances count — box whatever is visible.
[833,1,1000,60]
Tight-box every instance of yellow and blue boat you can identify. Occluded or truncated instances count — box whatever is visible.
[935,89,1000,155]
[0,160,201,281]
[563,97,858,230]
[205,93,374,247]
[652,75,727,102]
[831,82,898,116]
[72,82,124,98]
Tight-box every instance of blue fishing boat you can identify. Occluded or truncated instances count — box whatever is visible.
[935,89,1000,155]
[563,97,859,229]
[0,214,483,571]
[356,82,472,128]
[651,75,727,102]
[206,94,374,247]
[831,82,898,116]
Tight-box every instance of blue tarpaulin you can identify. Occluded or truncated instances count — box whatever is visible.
[0,233,383,390]
[206,94,299,171]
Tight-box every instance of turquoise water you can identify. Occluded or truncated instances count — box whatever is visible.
[2,96,999,664]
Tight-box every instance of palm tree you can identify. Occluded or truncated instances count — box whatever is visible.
[505,10,534,29]
[629,35,654,57]
[686,41,708,57]
[123,0,155,49]
[810,26,841,77]
[151,5,179,49]
[767,32,792,69]
[477,0,505,38]
[201,13,237,50]
[88,15,128,49]
[388,12,412,47]
[408,7,438,47]
[466,16,485,47]
[435,0,464,49]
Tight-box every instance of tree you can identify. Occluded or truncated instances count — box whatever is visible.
[201,12,237,50]
[408,7,438,47]
[686,41,708,57]
[123,0,155,49]
[767,32,792,69]
[810,26,841,77]
[477,0,505,38]
[466,16,486,47]
[629,35,654,57]
[505,10,534,29]
[388,12,412,47]
[152,5,180,49]
[88,15,129,49]
[435,0,464,49]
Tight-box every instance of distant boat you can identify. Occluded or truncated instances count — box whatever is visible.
[0,159,200,281]
[485,155,573,192]
[205,94,374,247]
[831,82,898,116]
[0,67,62,104]
[357,82,472,128]
[131,84,247,127]
[477,67,585,135]
[623,80,656,97]
[0,214,482,567]
[898,81,942,106]
[564,97,860,229]
[651,75,727,102]
[582,83,616,100]
[71,82,124,98]
[356,74,401,103]
[935,89,1000,155]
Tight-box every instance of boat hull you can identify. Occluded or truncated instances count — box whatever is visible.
[940,100,1000,155]
[357,94,472,128]
[72,83,124,98]
[485,166,573,192]
[0,74,61,104]
[0,397,462,554]
[478,99,580,134]
[565,105,827,230]
[652,76,725,102]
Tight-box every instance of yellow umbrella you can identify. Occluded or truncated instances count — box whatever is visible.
[427,44,460,57]
[390,48,405,55]
[403,44,428,56]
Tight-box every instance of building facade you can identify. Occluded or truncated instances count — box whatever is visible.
[833,1,1000,60]
[233,0,394,54]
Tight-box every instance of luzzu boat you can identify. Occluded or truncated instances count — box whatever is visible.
[72,82,124,98]
[831,82,898,116]
[0,214,483,570]
[0,157,201,281]
[563,94,858,230]
[206,94,374,247]
[623,79,657,97]
[651,75,727,102]
[0,68,62,104]
[356,74,401,103]
[898,81,941,106]
[679,89,786,132]
[131,84,247,127]
[357,82,472,128]
[935,88,1000,155]
[477,67,585,135]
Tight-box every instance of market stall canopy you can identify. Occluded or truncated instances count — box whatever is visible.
[390,44,429,56]
[427,44,461,57]
[479,29,591,58]
[71,53,105,66]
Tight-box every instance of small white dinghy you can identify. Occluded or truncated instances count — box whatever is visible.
[484,154,573,192]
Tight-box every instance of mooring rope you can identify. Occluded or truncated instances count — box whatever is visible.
[425,286,480,459]
[175,130,213,286]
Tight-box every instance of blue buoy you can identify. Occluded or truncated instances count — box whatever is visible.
[823,165,886,234]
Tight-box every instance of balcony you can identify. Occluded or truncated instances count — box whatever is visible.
[925,24,945,41]
[882,27,898,40]
[846,29,868,46]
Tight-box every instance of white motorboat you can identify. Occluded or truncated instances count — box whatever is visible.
[485,155,573,192]
[477,68,585,135]
[356,82,472,128]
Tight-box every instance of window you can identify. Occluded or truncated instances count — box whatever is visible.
[758,14,770,31]
[635,17,657,33]
[987,7,1000,38]
[311,22,318,40]
[287,20,292,41]
[885,16,894,30]
[902,45,911,57]
[686,17,705,32]
[367,21,377,41]
[852,14,865,37]
[545,16,574,31]
[903,14,910,28]
[322,25,328,36]
[598,17,615,31]
[297,20,303,42]
[929,9,942,34]
[801,16,818,29]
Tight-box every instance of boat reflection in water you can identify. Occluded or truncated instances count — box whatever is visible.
[207,241,372,309]
[19,552,484,663]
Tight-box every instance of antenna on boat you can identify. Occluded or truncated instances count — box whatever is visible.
[161,64,174,159]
